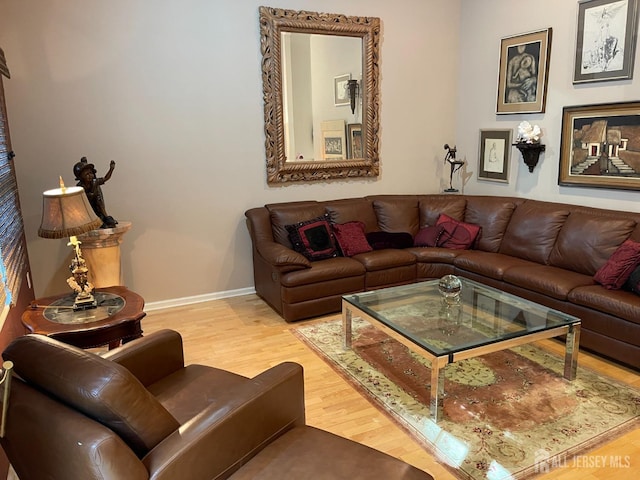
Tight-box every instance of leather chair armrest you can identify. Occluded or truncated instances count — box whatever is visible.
[103,329,185,386]
[142,362,305,480]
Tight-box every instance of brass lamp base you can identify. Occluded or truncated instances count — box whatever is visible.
[73,293,97,311]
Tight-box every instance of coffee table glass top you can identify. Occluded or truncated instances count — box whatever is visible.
[342,278,579,357]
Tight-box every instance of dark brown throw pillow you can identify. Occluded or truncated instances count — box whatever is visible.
[332,221,373,257]
[594,239,640,290]
[414,225,445,247]
[366,231,413,250]
[286,214,339,261]
[624,264,640,294]
[436,213,481,250]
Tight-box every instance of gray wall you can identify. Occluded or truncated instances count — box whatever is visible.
[0,0,461,306]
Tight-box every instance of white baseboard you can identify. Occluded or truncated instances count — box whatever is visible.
[144,287,256,312]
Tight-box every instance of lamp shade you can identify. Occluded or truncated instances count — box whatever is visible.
[38,186,103,239]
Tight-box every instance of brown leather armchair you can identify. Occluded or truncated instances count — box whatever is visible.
[0,330,434,479]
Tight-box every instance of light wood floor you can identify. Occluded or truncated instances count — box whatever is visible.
[142,294,640,480]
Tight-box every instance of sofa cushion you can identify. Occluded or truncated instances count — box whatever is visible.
[464,197,518,252]
[324,198,379,232]
[499,201,570,264]
[454,251,538,280]
[548,213,636,276]
[436,213,481,250]
[332,221,373,257]
[267,202,325,247]
[3,335,180,457]
[366,231,414,250]
[418,195,467,227]
[286,215,339,261]
[371,196,420,236]
[503,265,594,300]
[593,239,640,289]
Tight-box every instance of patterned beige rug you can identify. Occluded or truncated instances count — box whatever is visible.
[293,317,639,479]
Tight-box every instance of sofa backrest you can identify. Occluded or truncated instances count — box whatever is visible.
[266,201,325,248]
[499,200,571,264]
[3,334,180,457]
[464,196,521,252]
[368,195,421,236]
[324,197,379,232]
[548,210,638,275]
[418,195,467,227]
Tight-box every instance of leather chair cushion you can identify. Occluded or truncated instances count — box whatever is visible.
[4,335,180,457]
[228,426,433,480]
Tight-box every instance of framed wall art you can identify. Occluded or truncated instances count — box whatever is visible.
[321,119,346,160]
[496,28,552,114]
[347,123,363,158]
[478,129,511,183]
[334,74,351,106]
[559,101,640,190]
[573,0,639,83]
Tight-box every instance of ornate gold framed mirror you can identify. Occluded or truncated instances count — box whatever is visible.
[259,6,381,184]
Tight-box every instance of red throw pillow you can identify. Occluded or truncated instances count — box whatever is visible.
[332,221,373,257]
[285,214,339,261]
[435,213,481,250]
[594,239,640,290]
[414,225,445,247]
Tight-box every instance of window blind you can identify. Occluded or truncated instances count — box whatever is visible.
[0,48,27,308]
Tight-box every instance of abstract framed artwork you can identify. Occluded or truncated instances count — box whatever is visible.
[478,129,511,183]
[559,101,640,190]
[496,28,552,114]
[573,0,639,83]
[334,74,351,106]
[347,123,363,159]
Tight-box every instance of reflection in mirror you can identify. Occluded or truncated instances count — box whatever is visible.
[281,33,362,162]
[259,6,380,184]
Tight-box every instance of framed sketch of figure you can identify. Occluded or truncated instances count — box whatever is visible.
[478,129,511,183]
[496,29,552,114]
[573,0,639,83]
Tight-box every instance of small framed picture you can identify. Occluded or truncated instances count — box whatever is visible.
[321,119,346,160]
[478,129,511,183]
[347,123,363,159]
[574,0,639,83]
[496,28,552,114]
[559,101,640,190]
[334,74,351,106]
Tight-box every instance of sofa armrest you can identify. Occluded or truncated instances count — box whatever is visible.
[142,362,305,480]
[257,241,311,270]
[103,329,185,386]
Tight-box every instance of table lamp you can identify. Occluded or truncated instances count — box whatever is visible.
[38,177,103,310]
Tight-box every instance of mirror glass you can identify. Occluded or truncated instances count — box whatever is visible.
[281,33,362,162]
[259,7,380,184]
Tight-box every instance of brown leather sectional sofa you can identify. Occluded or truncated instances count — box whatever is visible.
[245,195,640,369]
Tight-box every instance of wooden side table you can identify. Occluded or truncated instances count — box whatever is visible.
[22,286,145,349]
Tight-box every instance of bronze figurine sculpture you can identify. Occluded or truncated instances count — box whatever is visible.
[444,144,465,192]
[73,157,117,228]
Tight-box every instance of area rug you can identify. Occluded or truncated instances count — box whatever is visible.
[293,317,639,480]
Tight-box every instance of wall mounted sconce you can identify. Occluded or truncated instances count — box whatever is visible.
[347,79,359,114]
[514,142,545,173]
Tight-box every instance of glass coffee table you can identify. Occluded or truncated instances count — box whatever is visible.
[342,278,581,422]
